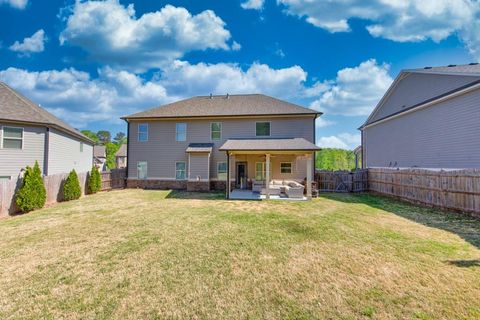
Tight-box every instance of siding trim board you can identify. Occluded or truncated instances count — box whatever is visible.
[363,80,480,129]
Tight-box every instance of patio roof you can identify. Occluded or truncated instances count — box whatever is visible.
[219,138,320,152]
[186,143,214,153]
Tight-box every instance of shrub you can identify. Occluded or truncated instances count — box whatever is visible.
[15,161,46,213]
[63,169,81,201]
[88,166,101,194]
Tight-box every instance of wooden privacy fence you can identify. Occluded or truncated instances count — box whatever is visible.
[369,168,480,216]
[315,170,368,193]
[0,169,126,217]
[100,169,126,191]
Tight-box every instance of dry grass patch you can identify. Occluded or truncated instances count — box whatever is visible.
[0,190,479,319]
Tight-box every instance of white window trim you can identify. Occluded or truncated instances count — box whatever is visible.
[137,161,148,179]
[1,126,24,150]
[217,161,227,180]
[280,162,293,174]
[138,123,148,142]
[210,122,222,141]
[255,121,271,137]
[176,123,187,142]
[255,162,266,180]
[175,161,187,180]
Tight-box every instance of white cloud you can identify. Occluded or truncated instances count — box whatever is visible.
[59,1,235,71]
[158,60,308,100]
[241,0,265,10]
[310,59,393,116]
[0,0,27,9]
[0,61,312,127]
[317,133,360,150]
[278,0,480,60]
[9,29,46,55]
[0,67,169,128]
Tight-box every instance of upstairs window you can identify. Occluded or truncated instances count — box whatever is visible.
[211,122,222,141]
[176,123,187,141]
[80,142,84,152]
[255,122,270,137]
[138,123,148,142]
[2,127,23,149]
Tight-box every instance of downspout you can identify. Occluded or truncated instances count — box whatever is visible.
[226,151,230,199]
[125,119,130,183]
[43,127,49,176]
[313,116,316,177]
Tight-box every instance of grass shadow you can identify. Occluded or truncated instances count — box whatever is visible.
[318,193,480,250]
[165,190,225,200]
[447,259,480,268]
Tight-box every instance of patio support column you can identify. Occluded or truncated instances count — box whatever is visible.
[306,153,312,200]
[265,153,271,199]
[226,152,230,199]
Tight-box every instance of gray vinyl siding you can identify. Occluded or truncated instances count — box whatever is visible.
[188,153,209,181]
[128,116,315,179]
[370,73,480,123]
[364,88,480,169]
[0,123,45,178]
[48,128,93,175]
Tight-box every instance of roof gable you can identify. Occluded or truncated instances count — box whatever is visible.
[364,71,480,126]
[122,94,320,120]
[0,82,93,143]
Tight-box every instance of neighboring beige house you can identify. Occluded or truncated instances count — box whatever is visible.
[93,145,107,171]
[122,94,321,199]
[0,82,94,180]
[360,63,480,169]
[115,144,127,169]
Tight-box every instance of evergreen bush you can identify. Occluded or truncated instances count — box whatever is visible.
[88,166,101,194]
[63,169,81,201]
[15,161,46,213]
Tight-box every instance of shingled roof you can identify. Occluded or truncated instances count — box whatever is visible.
[0,82,93,143]
[407,63,480,76]
[219,138,320,151]
[122,94,320,120]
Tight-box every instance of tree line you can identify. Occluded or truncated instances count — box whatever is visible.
[315,148,360,171]
[81,130,127,170]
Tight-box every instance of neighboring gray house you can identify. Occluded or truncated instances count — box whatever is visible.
[0,82,94,180]
[360,63,480,169]
[122,94,321,199]
[93,145,107,171]
[115,144,127,169]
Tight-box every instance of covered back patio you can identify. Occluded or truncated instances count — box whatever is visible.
[219,138,320,200]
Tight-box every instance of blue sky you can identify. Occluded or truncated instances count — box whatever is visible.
[1,0,478,149]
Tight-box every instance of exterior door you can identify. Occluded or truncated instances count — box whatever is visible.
[236,162,247,189]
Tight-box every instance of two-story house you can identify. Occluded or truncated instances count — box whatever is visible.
[122,94,321,199]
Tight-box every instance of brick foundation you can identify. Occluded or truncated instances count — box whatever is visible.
[210,180,227,191]
[187,181,210,192]
[126,179,187,190]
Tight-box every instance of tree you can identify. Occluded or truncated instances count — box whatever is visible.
[316,148,356,171]
[81,130,100,144]
[63,169,81,201]
[113,132,127,145]
[15,161,46,212]
[88,166,101,194]
[105,142,120,170]
[96,130,111,145]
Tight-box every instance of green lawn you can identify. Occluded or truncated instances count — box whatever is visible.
[0,190,479,319]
